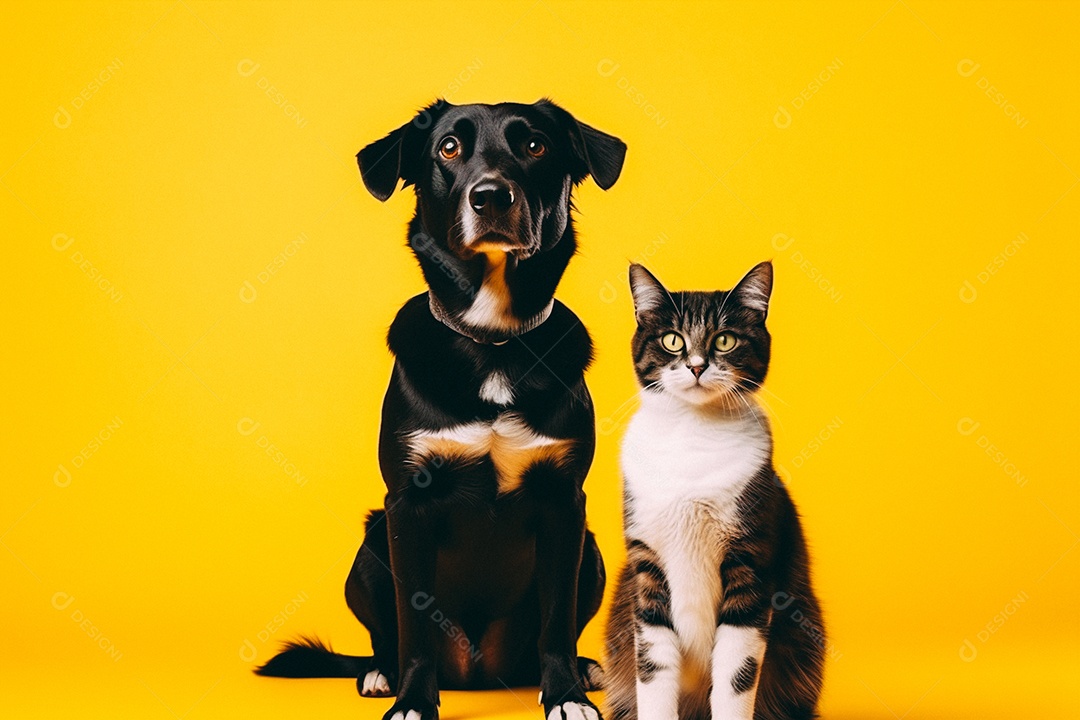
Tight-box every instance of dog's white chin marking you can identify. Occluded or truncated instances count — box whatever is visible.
[479,371,514,405]
[407,414,572,494]
[547,702,599,720]
[389,711,422,720]
[461,252,517,331]
[361,669,391,696]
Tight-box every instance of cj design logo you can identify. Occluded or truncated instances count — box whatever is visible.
[237,59,308,129]
[956,417,980,436]
[239,280,257,303]
[411,592,436,611]
[409,592,483,660]
[957,59,980,78]
[51,233,75,252]
[957,417,1027,487]
[774,58,843,129]
[51,591,123,661]
[596,58,669,129]
[771,592,840,661]
[776,417,844,482]
[51,234,124,303]
[770,233,842,302]
[956,58,1029,129]
[237,417,308,487]
[239,591,309,662]
[413,232,473,295]
[958,280,978,304]
[959,232,1028,303]
[54,416,124,486]
[54,58,124,129]
[54,464,72,488]
[237,417,261,436]
[596,59,619,78]
[597,232,669,307]
[237,59,261,77]
[239,233,309,303]
[51,591,75,611]
[959,590,1029,662]
[773,105,792,129]
[239,638,258,663]
[54,106,72,129]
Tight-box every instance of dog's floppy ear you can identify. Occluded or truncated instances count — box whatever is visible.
[356,101,448,202]
[538,99,627,190]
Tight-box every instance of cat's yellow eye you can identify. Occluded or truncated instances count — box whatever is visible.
[660,332,685,354]
[714,333,738,353]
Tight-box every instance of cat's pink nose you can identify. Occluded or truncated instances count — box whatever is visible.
[689,366,704,379]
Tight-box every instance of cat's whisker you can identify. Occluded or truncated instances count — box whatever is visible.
[714,385,746,418]
[730,387,773,436]
[740,378,790,407]
[742,388,786,432]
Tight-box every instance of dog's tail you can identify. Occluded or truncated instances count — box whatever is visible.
[254,636,369,678]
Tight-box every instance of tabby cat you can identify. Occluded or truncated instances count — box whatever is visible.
[604,262,825,720]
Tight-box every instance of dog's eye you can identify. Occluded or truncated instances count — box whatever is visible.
[660,332,684,354]
[714,333,738,353]
[526,138,546,158]
[439,136,461,160]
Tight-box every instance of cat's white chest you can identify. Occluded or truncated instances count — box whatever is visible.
[621,394,771,534]
[620,394,772,669]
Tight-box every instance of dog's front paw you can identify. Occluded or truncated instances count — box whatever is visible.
[545,700,601,720]
[358,668,393,697]
[381,700,438,720]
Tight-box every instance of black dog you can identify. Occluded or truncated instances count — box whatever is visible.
[257,100,626,720]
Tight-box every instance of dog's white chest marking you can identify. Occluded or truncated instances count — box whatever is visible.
[621,394,771,673]
[479,371,514,405]
[407,414,571,493]
[461,252,516,330]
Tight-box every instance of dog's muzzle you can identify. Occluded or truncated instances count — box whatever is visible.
[469,179,515,219]
[461,177,531,254]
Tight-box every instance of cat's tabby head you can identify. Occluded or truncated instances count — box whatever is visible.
[628,262,773,407]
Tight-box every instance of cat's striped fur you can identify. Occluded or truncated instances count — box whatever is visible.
[604,263,824,720]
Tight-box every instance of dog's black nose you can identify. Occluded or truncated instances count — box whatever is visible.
[469,180,516,219]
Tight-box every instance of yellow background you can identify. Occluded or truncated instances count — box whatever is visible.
[3,1,1077,718]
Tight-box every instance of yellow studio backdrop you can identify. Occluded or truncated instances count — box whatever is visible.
[3,1,1077,718]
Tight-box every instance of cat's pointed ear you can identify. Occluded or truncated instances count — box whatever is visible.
[357,100,449,201]
[732,261,773,316]
[629,264,669,320]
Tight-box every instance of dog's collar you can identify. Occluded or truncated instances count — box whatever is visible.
[428,294,554,345]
